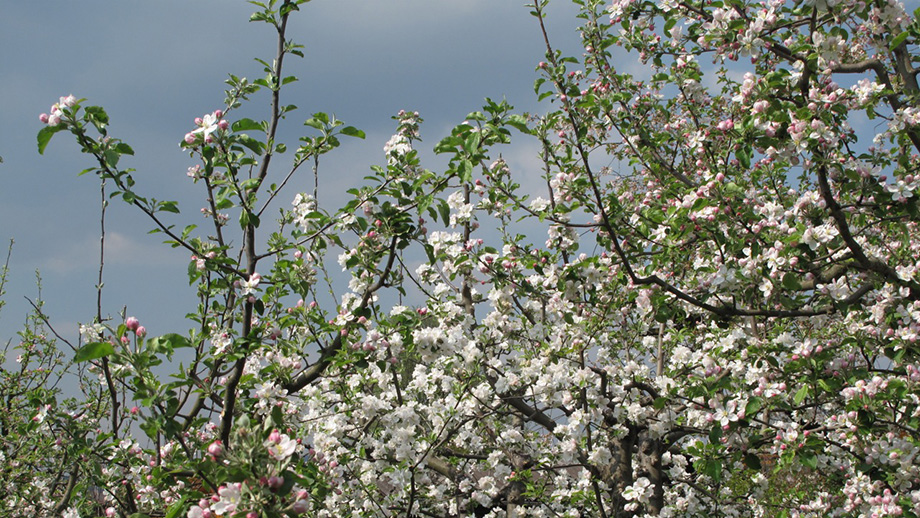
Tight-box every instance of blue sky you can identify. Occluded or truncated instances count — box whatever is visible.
[0,1,582,345]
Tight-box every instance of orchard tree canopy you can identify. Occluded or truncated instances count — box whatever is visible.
[4,0,920,517]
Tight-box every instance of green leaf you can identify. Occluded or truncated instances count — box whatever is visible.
[115,142,135,155]
[793,385,809,404]
[271,404,285,427]
[74,342,116,363]
[164,496,188,518]
[84,105,109,124]
[232,118,264,132]
[239,211,260,229]
[37,126,62,155]
[159,201,180,214]
[799,451,818,470]
[340,126,365,139]
[745,397,762,416]
[703,458,722,482]
[506,114,530,133]
[736,146,751,169]
[147,333,192,354]
[457,159,473,183]
[743,453,762,470]
[890,31,910,51]
[782,273,802,291]
[437,200,451,225]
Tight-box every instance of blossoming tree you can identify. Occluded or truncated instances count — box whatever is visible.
[9,0,920,516]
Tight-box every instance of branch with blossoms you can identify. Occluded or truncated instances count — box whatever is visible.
[22,0,920,517]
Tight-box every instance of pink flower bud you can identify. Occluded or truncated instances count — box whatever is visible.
[208,440,223,457]
[184,133,197,144]
[218,119,229,130]
[268,475,284,489]
[717,119,734,131]
[269,429,282,444]
[135,326,146,337]
[293,499,309,514]
[214,109,223,118]
[126,316,140,331]
[106,508,116,518]
[130,406,140,415]
[39,113,50,123]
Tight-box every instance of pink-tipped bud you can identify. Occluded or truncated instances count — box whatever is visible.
[293,499,309,514]
[268,475,284,489]
[194,117,203,126]
[184,133,197,144]
[135,326,146,338]
[130,406,140,415]
[214,109,223,118]
[208,440,223,457]
[218,119,229,130]
[717,119,734,131]
[126,316,140,331]
[269,429,282,444]
[105,508,116,518]
[39,113,50,123]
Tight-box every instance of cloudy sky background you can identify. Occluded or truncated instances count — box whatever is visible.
[1,1,587,346]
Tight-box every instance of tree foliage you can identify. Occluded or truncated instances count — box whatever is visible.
[7,0,920,516]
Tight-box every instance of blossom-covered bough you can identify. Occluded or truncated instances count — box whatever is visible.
[9,0,920,516]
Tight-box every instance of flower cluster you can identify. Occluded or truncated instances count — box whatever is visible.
[39,94,76,126]
[183,109,228,147]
